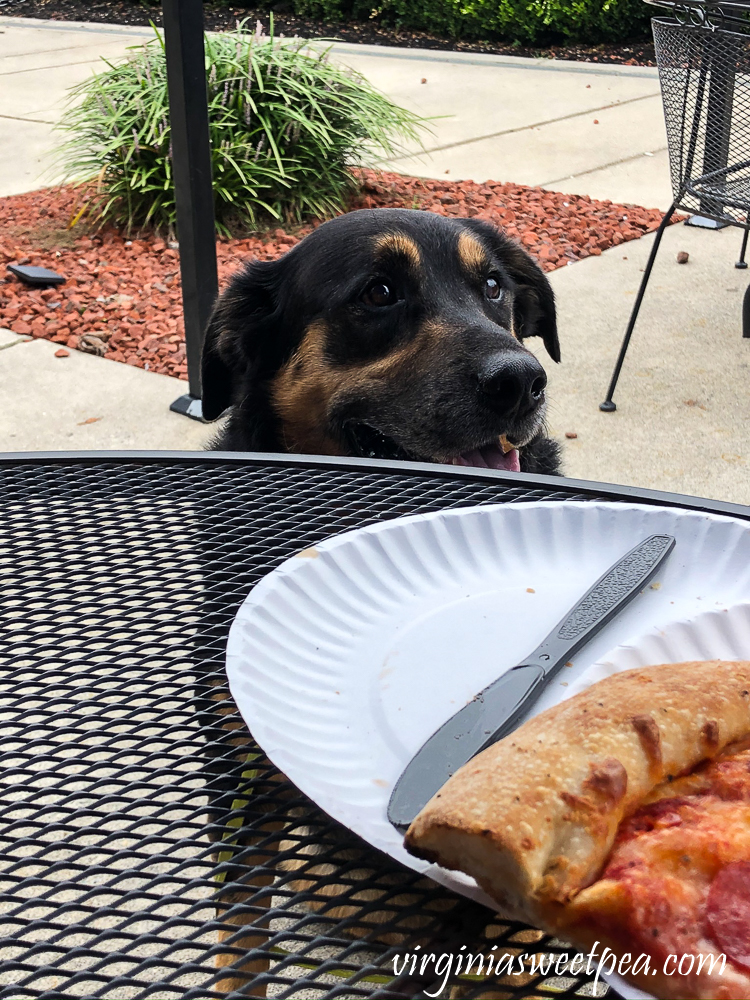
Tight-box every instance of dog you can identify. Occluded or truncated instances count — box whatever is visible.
[201,208,562,992]
[201,208,561,476]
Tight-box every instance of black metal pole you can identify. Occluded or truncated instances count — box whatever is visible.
[737,225,749,269]
[743,284,750,338]
[162,0,218,420]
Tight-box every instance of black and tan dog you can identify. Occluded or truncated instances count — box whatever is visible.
[201,209,563,989]
[201,208,561,475]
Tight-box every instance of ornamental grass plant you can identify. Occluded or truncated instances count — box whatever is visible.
[54,21,428,235]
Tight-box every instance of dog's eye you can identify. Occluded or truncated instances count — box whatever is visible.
[361,282,397,308]
[484,277,502,300]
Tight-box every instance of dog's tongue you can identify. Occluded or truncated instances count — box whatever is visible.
[453,443,520,472]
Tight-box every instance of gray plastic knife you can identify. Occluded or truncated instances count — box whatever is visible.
[387,532,675,831]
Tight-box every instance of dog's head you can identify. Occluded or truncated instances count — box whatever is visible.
[202,208,559,468]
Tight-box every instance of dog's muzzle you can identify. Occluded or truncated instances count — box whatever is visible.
[477,353,547,419]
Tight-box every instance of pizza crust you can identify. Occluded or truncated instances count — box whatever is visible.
[404,660,750,929]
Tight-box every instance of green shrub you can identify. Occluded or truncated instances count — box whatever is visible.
[54,22,428,235]
[249,0,651,45]
[394,0,652,43]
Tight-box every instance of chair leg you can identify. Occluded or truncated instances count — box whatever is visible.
[737,227,750,269]
[600,201,679,412]
[743,284,750,338]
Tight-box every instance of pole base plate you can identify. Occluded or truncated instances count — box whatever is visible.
[170,394,205,421]
[684,215,729,230]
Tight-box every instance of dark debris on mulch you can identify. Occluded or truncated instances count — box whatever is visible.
[0,0,657,66]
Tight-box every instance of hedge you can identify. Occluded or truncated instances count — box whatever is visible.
[241,0,652,45]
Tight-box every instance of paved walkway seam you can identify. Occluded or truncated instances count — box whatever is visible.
[0,337,30,352]
[542,145,668,186]
[0,111,55,123]
[0,56,128,77]
[389,91,661,160]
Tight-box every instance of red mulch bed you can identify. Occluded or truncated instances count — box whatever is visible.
[0,170,667,380]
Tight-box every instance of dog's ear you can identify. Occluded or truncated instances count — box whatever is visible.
[463,219,561,363]
[200,258,287,421]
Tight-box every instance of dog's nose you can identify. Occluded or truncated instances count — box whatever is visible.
[478,353,547,415]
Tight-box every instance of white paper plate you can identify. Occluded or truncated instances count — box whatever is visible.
[569,601,750,696]
[226,500,750,915]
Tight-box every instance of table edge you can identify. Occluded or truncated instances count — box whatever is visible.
[1,449,748,521]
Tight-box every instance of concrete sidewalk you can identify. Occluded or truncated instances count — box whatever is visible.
[0,16,672,207]
[532,222,750,505]
[0,16,748,505]
[1,327,212,450]
[334,43,671,209]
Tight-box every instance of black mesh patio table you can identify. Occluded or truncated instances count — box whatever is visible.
[2,451,749,1000]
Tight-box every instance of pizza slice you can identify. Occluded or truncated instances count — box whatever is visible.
[404,660,750,1000]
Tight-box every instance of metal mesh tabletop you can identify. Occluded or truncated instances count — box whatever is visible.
[1,453,748,1000]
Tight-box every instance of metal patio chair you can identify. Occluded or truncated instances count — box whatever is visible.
[600,0,750,412]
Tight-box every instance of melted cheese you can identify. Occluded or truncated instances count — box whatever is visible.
[567,745,750,998]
